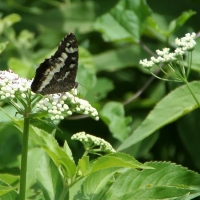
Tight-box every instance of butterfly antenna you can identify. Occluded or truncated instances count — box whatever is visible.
[78,82,97,98]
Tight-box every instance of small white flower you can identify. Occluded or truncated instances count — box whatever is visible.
[157,56,165,62]
[67,110,72,115]
[21,93,26,98]
[52,101,57,106]
[163,52,176,62]
[175,38,182,46]
[156,48,170,56]
[57,103,62,108]
[139,59,154,68]
[59,107,64,112]
[71,132,116,153]
[95,116,99,121]
[52,105,57,110]
[175,32,196,51]
[76,107,81,111]
[84,111,89,115]
[174,48,184,56]
[52,110,57,114]
[5,93,11,97]
[60,116,64,120]
[48,109,53,113]
[42,106,47,111]
[61,94,68,100]
[150,57,160,64]
[63,104,69,110]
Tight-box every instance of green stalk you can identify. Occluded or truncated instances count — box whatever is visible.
[185,81,200,108]
[19,115,30,200]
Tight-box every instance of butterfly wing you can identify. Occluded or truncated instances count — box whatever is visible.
[31,33,78,95]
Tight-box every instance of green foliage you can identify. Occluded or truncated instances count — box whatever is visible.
[118,81,200,151]
[0,0,200,199]
[100,101,132,141]
[94,0,151,42]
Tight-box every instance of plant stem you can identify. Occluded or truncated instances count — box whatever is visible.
[19,116,30,200]
[185,81,200,108]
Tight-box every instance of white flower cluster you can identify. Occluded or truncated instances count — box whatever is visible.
[71,131,116,153]
[175,32,196,51]
[36,92,99,123]
[0,70,99,123]
[0,70,31,100]
[140,32,196,68]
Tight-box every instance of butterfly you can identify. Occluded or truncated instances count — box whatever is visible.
[31,33,78,95]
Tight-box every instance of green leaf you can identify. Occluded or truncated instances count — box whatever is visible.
[89,152,153,174]
[17,30,35,49]
[146,10,196,39]
[118,81,200,151]
[78,156,90,175]
[168,10,196,35]
[0,191,18,200]
[0,179,16,196]
[177,110,200,169]
[2,13,21,27]
[100,102,132,141]
[26,148,45,194]
[0,174,19,187]
[36,154,66,200]
[86,78,114,102]
[105,162,200,199]
[190,37,200,72]
[93,45,141,72]
[8,58,34,79]
[62,1,96,33]
[78,47,97,97]
[94,0,120,16]
[28,125,77,179]
[0,105,20,123]
[0,42,9,54]
[94,0,151,42]
[74,168,122,200]
[63,141,74,161]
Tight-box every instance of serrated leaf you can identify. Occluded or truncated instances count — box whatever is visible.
[100,101,132,141]
[36,154,65,200]
[118,81,200,151]
[29,125,77,179]
[105,162,200,200]
[1,109,76,180]
[74,168,122,200]
[89,152,153,174]
[94,0,151,42]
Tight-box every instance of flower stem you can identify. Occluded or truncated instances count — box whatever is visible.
[19,116,30,200]
[185,81,200,108]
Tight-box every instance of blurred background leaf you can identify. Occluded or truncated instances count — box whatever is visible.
[0,0,200,198]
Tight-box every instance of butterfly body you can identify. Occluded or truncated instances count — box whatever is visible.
[31,33,78,95]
